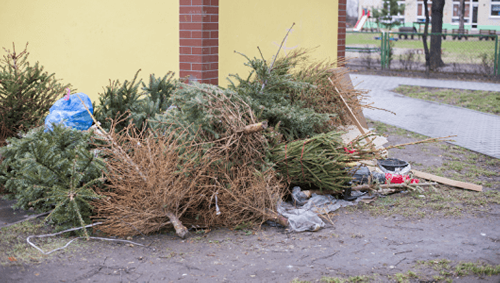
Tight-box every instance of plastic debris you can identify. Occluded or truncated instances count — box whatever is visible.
[44,92,93,131]
[278,187,373,232]
[377,158,411,174]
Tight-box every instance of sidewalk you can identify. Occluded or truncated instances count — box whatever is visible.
[350,74,500,159]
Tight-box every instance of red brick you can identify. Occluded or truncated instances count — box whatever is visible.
[192,47,211,54]
[192,63,211,70]
[191,15,203,22]
[180,38,203,46]
[180,55,203,63]
[202,39,218,46]
[180,15,191,22]
[179,71,203,80]
[191,31,201,38]
[180,22,202,30]
[210,15,219,23]
[180,6,203,14]
[202,23,218,30]
[203,6,218,14]
[180,63,191,70]
[190,31,211,38]
[204,70,218,78]
[180,46,192,54]
[179,0,218,84]
[202,55,218,63]
[180,30,191,38]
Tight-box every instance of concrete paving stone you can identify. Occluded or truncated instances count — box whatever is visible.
[350,74,500,159]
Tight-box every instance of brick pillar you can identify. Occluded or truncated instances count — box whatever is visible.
[338,0,346,60]
[179,0,219,85]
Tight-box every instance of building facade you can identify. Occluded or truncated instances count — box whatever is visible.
[357,0,500,31]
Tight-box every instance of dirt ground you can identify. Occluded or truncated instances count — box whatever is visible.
[1,121,499,283]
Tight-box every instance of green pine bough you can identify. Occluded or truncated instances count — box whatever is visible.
[0,125,105,233]
[270,132,353,193]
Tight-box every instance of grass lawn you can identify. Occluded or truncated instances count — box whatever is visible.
[393,85,500,115]
[346,32,496,64]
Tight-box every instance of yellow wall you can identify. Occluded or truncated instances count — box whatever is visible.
[219,0,339,86]
[0,0,179,102]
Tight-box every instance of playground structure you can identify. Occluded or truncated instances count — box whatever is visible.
[353,8,369,32]
[353,8,379,32]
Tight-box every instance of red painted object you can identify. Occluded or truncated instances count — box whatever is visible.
[179,0,219,85]
[385,173,419,184]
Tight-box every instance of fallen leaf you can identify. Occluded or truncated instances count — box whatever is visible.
[8,257,17,262]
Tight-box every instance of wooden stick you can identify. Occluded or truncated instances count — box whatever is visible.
[412,170,482,192]
[328,77,372,146]
[264,208,289,227]
[261,22,296,91]
[384,136,456,151]
[351,182,438,191]
[305,182,438,195]
[238,121,268,134]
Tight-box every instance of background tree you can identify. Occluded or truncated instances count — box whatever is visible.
[372,0,405,31]
[458,0,466,32]
[422,0,446,71]
[430,0,446,69]
[422,0,431,72]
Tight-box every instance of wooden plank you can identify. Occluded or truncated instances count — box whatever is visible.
[412,170,482,192]
[329,77,372,146]
[339,69,368,128]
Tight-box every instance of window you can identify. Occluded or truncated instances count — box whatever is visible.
[417,0,432,20]
[492,0,500,16]
[452,0,470,23]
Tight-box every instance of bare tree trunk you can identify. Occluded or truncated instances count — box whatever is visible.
[458,0,465,32]
[423,0,431,74]
[430,0,445,69]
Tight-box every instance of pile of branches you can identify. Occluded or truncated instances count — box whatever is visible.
[91,38,377,237]
[270,131,384,193]
[93,84,286,237]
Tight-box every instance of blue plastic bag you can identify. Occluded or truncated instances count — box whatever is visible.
[45,92,93,131]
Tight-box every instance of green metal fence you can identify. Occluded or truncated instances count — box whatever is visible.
[346,31,500,77]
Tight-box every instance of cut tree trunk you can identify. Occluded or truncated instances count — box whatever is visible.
[166,211,189,238]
